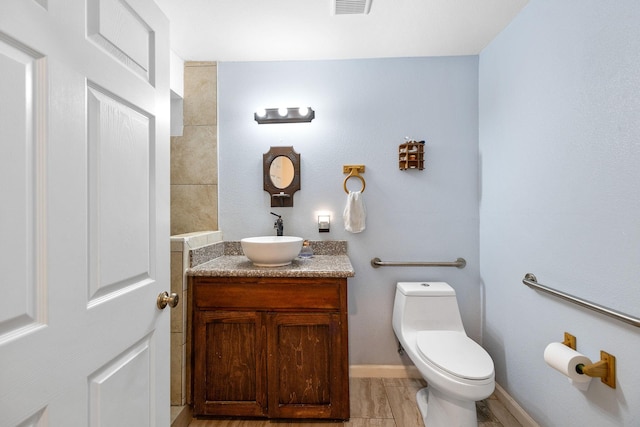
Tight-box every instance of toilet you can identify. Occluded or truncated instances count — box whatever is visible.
[392,282,495,427]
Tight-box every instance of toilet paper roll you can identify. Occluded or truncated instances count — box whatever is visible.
[544,342,593,391]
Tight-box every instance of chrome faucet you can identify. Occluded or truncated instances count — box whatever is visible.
[271,212,283,236]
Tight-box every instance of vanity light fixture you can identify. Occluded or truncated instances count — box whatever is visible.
[254,107,315,124]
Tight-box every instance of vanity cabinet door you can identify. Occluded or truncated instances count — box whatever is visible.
[267,312,349,419]
[192,310,267,417]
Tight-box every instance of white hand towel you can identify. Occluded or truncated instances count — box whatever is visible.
[343,190,366,233]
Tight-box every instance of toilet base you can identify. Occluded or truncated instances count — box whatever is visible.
[416,386,478,427]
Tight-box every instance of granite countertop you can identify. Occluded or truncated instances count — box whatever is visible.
[188,255,355,278]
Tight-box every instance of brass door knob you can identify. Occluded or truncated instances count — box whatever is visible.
[157,291,179,309]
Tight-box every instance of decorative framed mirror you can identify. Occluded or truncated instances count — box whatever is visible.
[263,146,300,207]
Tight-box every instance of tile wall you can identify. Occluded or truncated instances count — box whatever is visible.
[170,231,223,406]
[170,62,218,235]
[170,60,220,408]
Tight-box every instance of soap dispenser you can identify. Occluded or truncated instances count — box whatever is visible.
[299,240,313,259]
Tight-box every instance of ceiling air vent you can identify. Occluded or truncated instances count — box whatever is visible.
[332,0,372,15]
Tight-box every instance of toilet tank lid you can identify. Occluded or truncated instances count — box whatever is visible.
[396,282,455,296]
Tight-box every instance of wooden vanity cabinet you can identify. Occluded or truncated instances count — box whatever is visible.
[191,276,350,420]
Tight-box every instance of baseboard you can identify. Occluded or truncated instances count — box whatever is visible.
[349,364,420,378]
[349,365,539,427]
[493,383,540,427]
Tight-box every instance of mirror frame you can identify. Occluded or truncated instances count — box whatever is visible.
[263,146,300,207]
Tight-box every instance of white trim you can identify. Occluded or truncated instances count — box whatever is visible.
[493,382,540,427]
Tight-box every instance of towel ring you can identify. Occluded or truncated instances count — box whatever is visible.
[342,164,366,194]
[343,174,366,194]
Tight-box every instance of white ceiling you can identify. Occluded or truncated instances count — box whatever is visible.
[155,0,529,62]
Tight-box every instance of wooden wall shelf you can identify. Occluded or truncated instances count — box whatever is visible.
[399,141,424,170]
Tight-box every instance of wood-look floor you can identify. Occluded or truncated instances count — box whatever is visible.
[187,377,523,427]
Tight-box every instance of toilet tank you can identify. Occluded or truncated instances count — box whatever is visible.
[392,282,465,334]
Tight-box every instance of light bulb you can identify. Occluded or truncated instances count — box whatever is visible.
[298,107,309,116]
[256,108,267,117]
[278,107,288,117]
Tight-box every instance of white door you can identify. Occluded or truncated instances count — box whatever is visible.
[0,0,171,426]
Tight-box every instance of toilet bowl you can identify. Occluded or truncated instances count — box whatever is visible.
[392,282,495,427]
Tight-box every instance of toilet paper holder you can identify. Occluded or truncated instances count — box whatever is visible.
[562,332,576,350]
[561,331,616,388]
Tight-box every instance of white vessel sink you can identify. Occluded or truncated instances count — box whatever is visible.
[240,236,304,267]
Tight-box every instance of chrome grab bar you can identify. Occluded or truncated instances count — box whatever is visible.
[371,257,466,269]
[522,273,640,328]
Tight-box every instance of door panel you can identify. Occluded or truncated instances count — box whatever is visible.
[193,310,268,417]
[87,83,153,305]
[275,322,331,405]
[267,313,345,419]
[88,335,153,426]
[0,1,170,425]
[0,33,46,343]
[86,0,154,81]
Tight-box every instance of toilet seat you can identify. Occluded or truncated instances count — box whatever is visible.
[417,331,494,380]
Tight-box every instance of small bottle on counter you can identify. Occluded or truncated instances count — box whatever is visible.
[299,240,313,259]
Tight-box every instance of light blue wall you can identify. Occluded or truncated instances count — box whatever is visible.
[218,57,481,364]
[479,1,640,426]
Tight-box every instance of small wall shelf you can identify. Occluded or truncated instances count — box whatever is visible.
[398,141,425,170]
